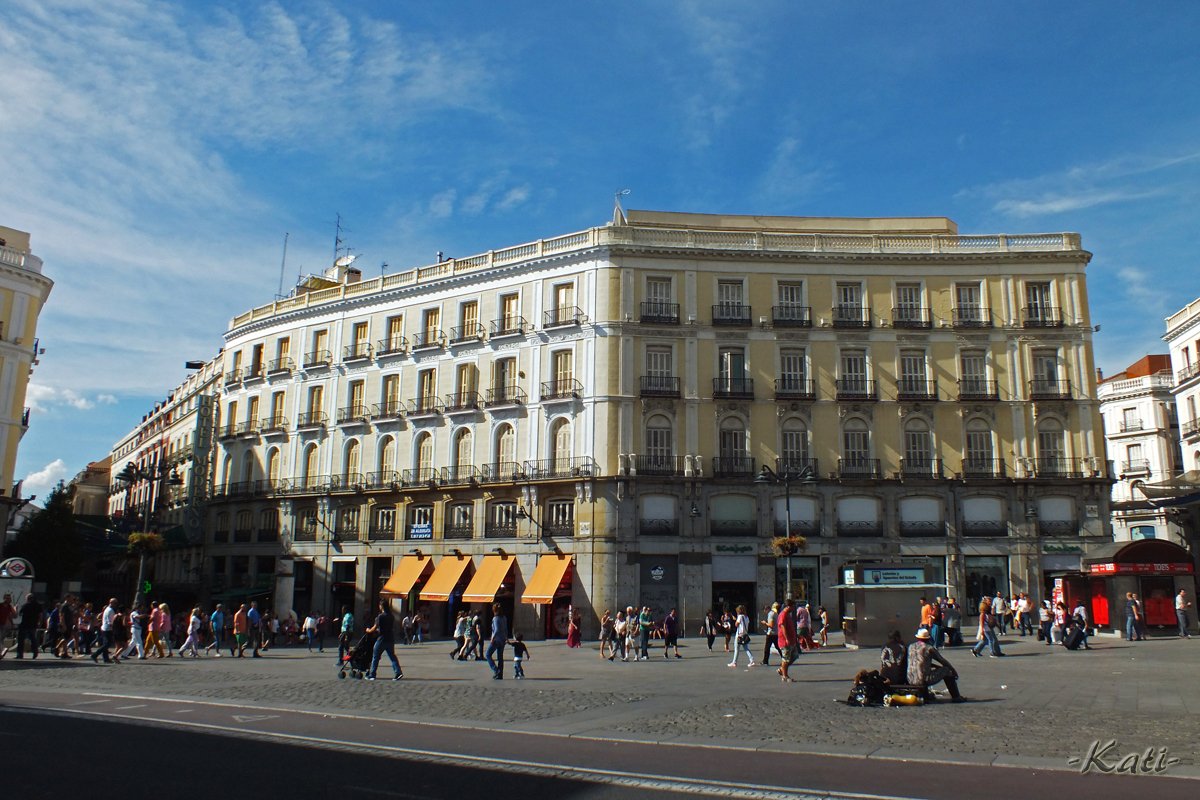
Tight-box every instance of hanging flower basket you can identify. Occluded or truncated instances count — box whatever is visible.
[771,535,807,556]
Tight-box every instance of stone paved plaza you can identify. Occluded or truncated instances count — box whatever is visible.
[3,631,1198,774]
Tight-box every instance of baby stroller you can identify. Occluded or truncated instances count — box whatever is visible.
[336,633,375,679]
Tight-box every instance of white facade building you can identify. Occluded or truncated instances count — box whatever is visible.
[1098,355,1184,544]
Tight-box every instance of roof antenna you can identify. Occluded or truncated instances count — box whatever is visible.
[276,232,289,300]
[613,189,631,225]
[333,212,347,264]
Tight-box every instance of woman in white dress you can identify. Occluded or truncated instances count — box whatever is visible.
[726,604,756,668]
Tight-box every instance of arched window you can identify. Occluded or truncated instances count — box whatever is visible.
[902,418,933,471]
[964,419,994,475]
[644,415,673,472]
[379,436,396,476]
[1036,419,1065,475]
[345,439,361,480]
[550,418,572,469]
[222,455,233,490]
[781,419,808,469]
[415,432,434,480]
[841,418,872,476]
[495,424,515,468]
[454,428,472,469]
[259,509,279,541]
[718,417,747,459]
[303,444,320,489]
[240,451,255,485]
[267,448,281,486]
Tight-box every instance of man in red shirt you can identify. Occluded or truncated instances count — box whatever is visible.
[776,598,799,683]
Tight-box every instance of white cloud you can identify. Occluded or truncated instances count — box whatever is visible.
[994,190,1161,218]
[428,189,457,219]
[496,185,532,212]
[0,1,498,399]
[756,136,832,205]
[24,383,117,412]
[22,458,69,496]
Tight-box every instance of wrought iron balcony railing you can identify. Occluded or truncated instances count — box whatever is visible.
[772,304,812,327]
[958,379,999,401]
[774,378,815,400]
[712,303,752,326]
[440,465,480,486]
[899,520,945,537]
[343,342,372,361]
[544,306,584,328]
[713,377,754,399]
[375,336,407,357]
[896,378,937,401]
[296,410,328,428]
[444,392,483,412]
[449,323,485,344]
[443,524,475,540]
[640,301,679,324]
[892,306,931,329]
[836,379,877,401]
[336,405,370,424]
[370,400,405,420]
[962,520,1007,537]
[952,306,991,327]
[900,458,943,479]
[302,349,332,368]
[411,330,444,350]
[407,396,445,416]
[480,461,526,483]
[712,457,755,478]
[489,316,527,338]
[266,357,294,374]
[837,458,881,479]
[525,457,597,480]
[832,304,870,328]
[485,385,527,407]
[634,454,685,477]
[962,459,1006,479]
[1029,379,1072,400]
[1023,306,1063,328]
[640,375,681,397]
[540,379,582,401]
[401,468,439,487]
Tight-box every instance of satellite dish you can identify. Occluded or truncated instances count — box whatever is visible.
[334,254,358,268]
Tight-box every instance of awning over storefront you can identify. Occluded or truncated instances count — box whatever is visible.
[1084,539,1196,576]
[461,554,515,603]
[522,554,573,604]
[380,555,432,596]
[418,554,473,601]
[1138,470,1200,507]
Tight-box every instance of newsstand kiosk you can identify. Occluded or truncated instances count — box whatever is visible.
[837,560,946,649]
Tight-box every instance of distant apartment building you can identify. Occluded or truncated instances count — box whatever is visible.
[207,210,1112,636]
[106,355,222,605]
[1097,355,1184,543]
[0,225,53,540]
[1167,298,1200,474]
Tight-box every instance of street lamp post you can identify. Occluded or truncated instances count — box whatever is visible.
[117,461,183,609]
[757,462,816,600]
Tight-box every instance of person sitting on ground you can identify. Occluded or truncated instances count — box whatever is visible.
[906,628,964,702]
[879,630,907,684]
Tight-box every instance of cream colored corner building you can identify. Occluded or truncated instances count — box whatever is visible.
[0,226,53,530]
[210,211,1111,636]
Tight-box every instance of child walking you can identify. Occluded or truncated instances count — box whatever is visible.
[510,633,530,679]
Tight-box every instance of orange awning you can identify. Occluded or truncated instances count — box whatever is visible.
[521,553,573,604]
[418,554,473,602]
[460,554,515,603]
[380,555,432,597]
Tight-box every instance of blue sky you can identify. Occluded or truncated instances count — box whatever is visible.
[3,0,1198,497]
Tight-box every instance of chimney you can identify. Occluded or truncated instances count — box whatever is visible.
[1095,368,1104,383]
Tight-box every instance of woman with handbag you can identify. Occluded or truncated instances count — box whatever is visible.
[726,605,756,668]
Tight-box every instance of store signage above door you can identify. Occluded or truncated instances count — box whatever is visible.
[714,544,754,554]
[864,568,925,586]
[1043,543,1083,554]
[1089,562,1195,576]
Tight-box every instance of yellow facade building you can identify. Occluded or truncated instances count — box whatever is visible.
[209,211,1111,636]
[0,226,53,526]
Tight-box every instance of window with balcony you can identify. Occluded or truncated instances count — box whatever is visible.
[894,283,927,327]
[338,507,360,540]
[413,432,435,483]
[543,350,579,399]
[407,504,433,540]
[898,350,933,399]
[488,357,522,405]
[264,391,286,431]
[448,363,479,410]
[781,421,810,471]
[491,424,518,481]
[545,499,575,536]
[377,374,402,417]
[248,343,264,379]
[235,510,253,542]
[716,418,752,476]
[378,436,396,477]
[837,349,873,399]
[714,280,749,325]
[453,300,481,343]
[214,512,230,543]
[1031,349,1068,398]
[777,349,811,398]
[486,501,518,538]
[307,329,330,367]
[246,396,260,432]
[902,421,938,477]
[1024,282,1060,326]
[964,421,998,478]
[413,369,438,414]
[267,448,281,488]
[953,282,987,326]
[774,281,810,327]
[834,282,867,327]
[642,277,677,323]
[640,416,678,475]
[444,503,473,540]
[444,429,475,485]
[841,420,876,478]
[1036,421,1067,476]
[302,444,320,490]
[493,293,524,335]
[642,346,678,396]
[414,308,442,349]
[370,506,396,541]
[716,347,751,397]
[378,316,405,355]
[1120,407,1142,432]
[344,440,361,484]
[345,322,370,360]
[958,351,995,399]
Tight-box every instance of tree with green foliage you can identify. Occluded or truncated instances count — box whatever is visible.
[8,481,82,597]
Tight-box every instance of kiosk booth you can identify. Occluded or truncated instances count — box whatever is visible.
[836,560,945,649]
[1083,540,1197,636]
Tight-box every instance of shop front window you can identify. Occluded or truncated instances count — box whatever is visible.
[964,556,1008,615]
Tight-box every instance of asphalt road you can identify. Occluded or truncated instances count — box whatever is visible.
[2,691,1196,800]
